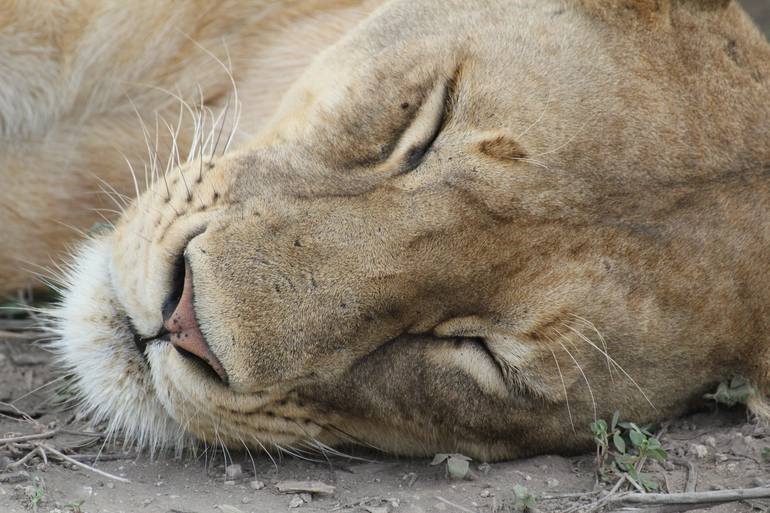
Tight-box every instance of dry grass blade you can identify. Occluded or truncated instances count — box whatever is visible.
[0,430,58,444]
[40,444,131,483]
[434,496,477,513]
[671,457,698,493]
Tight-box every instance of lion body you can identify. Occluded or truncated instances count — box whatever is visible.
[1,0,769,460]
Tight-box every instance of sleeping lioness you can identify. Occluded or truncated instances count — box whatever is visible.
[2,0,769,461]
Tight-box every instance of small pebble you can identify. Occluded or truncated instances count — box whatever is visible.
[224,480,236,486]
[288,494,305,508]
[704,436,717,448]
[480,489,492,498]
[688,444,709,459]
[225,464,243,480]
[249,480,265,490]
[546,478,560,488]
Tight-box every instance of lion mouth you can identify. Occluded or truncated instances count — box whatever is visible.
[128,256,229,385]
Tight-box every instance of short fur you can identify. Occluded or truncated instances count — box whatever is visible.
[2,0,769,460]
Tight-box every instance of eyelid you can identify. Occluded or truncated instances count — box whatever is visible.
[388,75,452,174]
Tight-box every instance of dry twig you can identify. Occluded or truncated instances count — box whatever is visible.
[610,486,770,508]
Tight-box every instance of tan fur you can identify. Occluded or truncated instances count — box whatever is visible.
[3,0,770,460]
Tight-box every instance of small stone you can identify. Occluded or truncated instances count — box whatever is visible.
[480,489,492,498]
[715,453,729,463]
[688,444,709,459]
[249,480,265,490]
[525,474,532,481]
[300,493,312,503]
[477,463,491,475]
[288,494,305,508]
[142,498,153,506]
[106,483,115,489]
[402,472,418,487]
[225,464,243,480]
[241,497,251,504]
[704,436,717,448]
[224,480,236,486]
[546,478,560,488]
[662,460,675,471]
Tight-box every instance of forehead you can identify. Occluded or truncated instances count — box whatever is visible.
[257,0,611,161]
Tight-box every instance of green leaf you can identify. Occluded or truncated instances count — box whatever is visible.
[646,437,662,450]
[591,419,608,436]
[611,411,620,431]
[512,484,535,511]
[649,448,668,461]
[704,379,754,407]
[613,432,626,454]
[430,453,449,465]
[446,456,470,480]
[629,429,645,447]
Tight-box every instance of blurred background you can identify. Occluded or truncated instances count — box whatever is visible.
[741,0,770,36]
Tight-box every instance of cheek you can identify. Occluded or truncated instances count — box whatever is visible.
[427,341,510,399]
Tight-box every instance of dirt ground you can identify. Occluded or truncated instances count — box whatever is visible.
[0,319,768,513]
[1,3,769,513]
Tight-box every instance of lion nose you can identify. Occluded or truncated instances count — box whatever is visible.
[162,258,229,385]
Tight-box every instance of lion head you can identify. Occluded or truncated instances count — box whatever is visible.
[51,0,770,461]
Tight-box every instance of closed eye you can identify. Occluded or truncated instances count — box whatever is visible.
[389,70,457,175]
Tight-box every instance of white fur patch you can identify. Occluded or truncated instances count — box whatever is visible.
[46,236,185,453]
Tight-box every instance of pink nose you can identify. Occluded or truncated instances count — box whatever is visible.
[163,260,229,384]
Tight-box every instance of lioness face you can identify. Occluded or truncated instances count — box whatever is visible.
[53,0,770,460]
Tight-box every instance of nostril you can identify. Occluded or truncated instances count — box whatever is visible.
[161,257,229,385]
[162,255,186,323]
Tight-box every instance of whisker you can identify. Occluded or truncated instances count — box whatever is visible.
[548,347,576,433]
[516,85,551,140]
[548,330,597,422]
[560,321,656,410]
